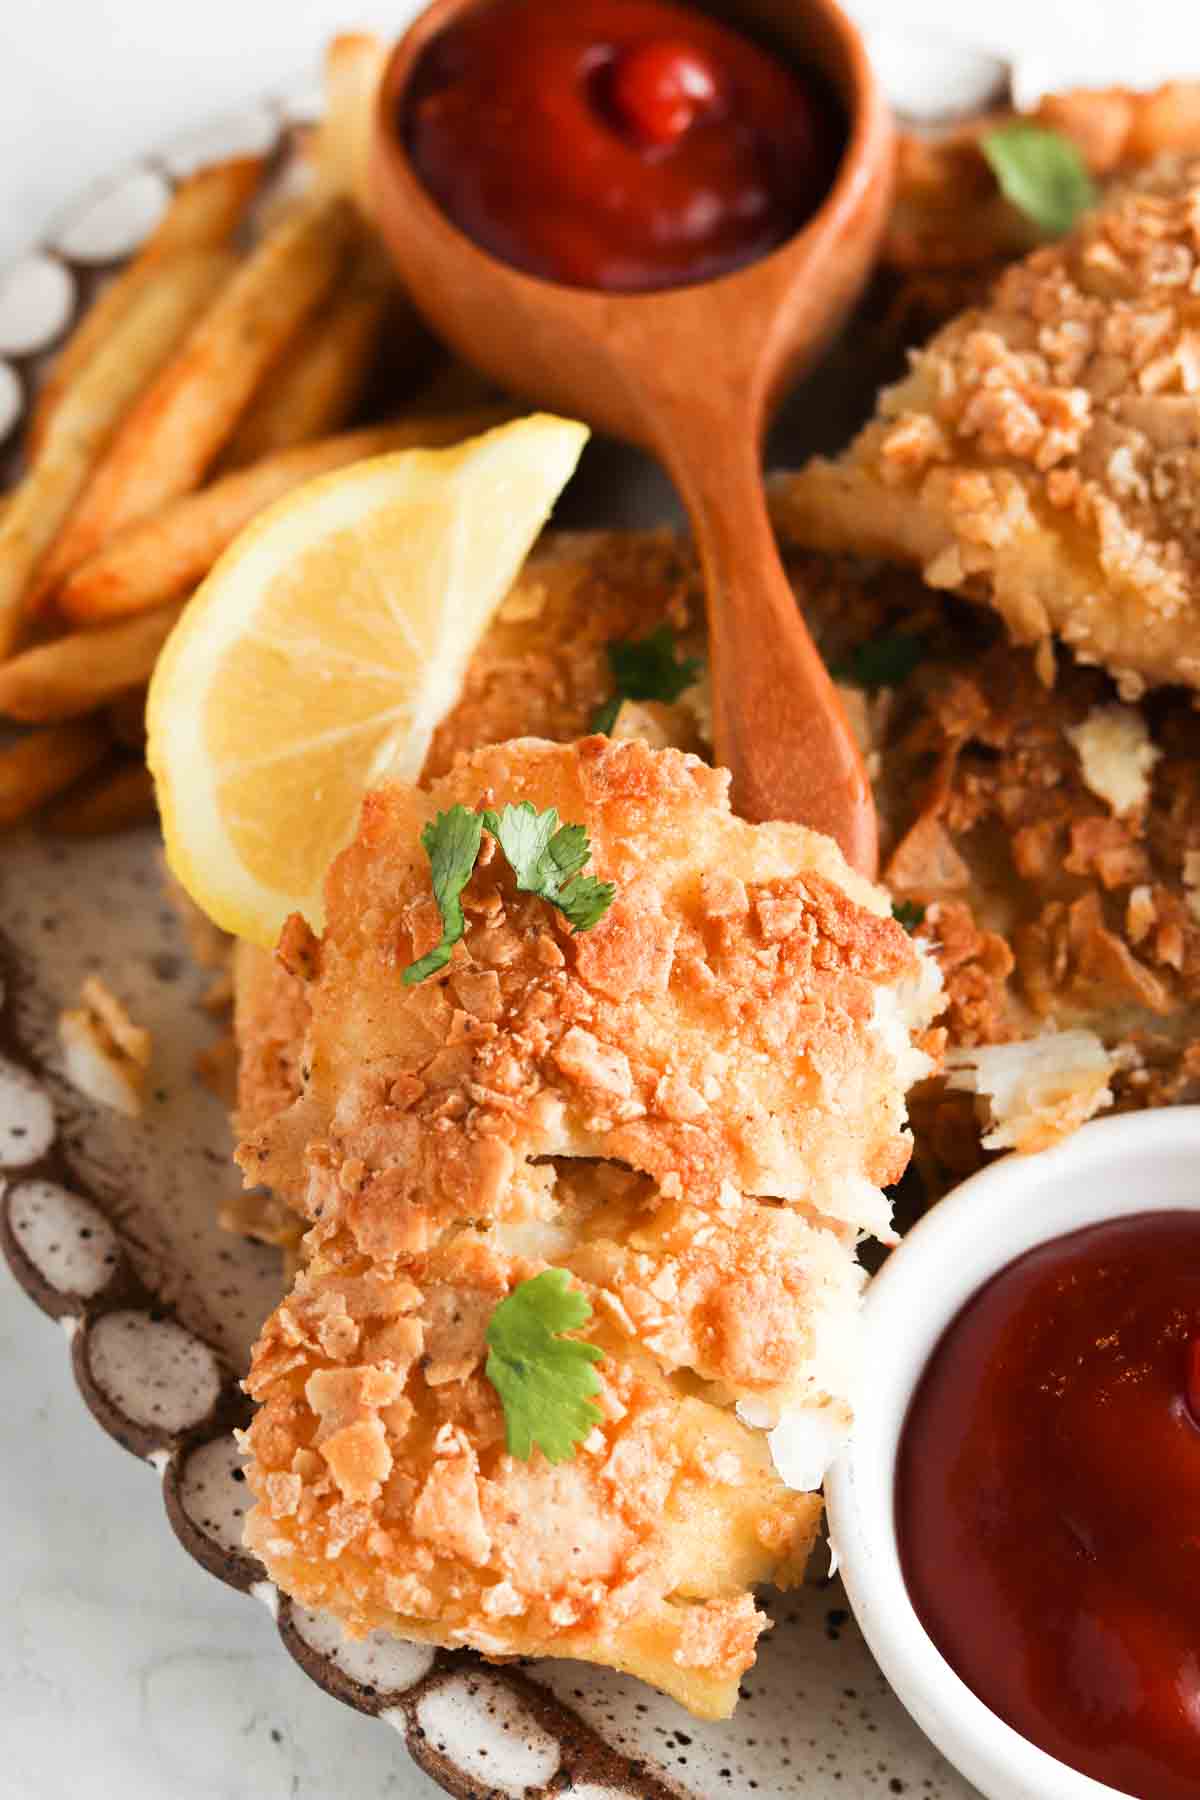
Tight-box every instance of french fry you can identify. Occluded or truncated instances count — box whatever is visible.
[313,33,389,212]
[32,197,361,600]
[0,720,111,828]
[42,760,157,836]
[29,157,265,456]
[0,248,236,657]
[56,408,514,624]
[0,602,184,722]
[220,244,392,466]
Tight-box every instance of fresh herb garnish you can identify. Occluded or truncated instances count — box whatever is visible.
[831,632,925,692]
[981,122,1097,238]
[485,1269,604,1463]
[892,899,926,932]
[485,802,614,932]
[592,626,703,734]
[401,802,614,984]
[402,807,485,984]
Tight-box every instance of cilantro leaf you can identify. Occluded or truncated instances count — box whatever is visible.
[892,899,926,932]
[830,632,924,692]
[482,802,615,933]
[401,801,615,982]
[401,806,484,985]
[592,626,703,734]
[485,1269,604,1463]
[981,122,1097,238]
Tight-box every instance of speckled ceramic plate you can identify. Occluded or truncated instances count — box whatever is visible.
[0,38,1010,1798]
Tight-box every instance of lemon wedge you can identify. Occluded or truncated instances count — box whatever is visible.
[147,414,588,945]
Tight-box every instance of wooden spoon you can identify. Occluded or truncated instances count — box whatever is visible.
[371,0,893,876]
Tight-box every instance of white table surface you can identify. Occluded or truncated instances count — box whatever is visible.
[3,3,1200,1797]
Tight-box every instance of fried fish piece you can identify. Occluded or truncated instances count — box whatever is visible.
[239,738,938,1244]
[874,83,1200,350]
[885,83,1200,284]
[229,528,706,1222]
[231,517,1200,1221]
[779,549,1200,1187]
[779,157,1200,697]
[240,736,941,1716]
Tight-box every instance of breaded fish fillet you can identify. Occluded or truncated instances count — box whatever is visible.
[230,527,707,1225]
[232,514,1200,1216]
[884,83,1200,289]
[240,737,941,1716]
[231,526,706,1105]
[779,156,1200,697]
[780,549,1200,1185]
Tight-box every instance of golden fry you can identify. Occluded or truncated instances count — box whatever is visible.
[0,603,184,722]
[220,245,392,466]
[34,197,360,598]
[313,33,388,211]
[42,760,157,836]
[0,720,111,828]
[0,249,235,657]
[56,408,513,624]
[29,157,265,455]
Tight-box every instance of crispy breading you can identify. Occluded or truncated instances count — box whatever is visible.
[885,84,1200,282]
[240,737,940,1715]
[424,529,706,778]
[229,528,706,1231]
[58,974,152,1118]
[245,1203,823,1718]
[239,739,938,1246]
[775,548,1200,1184]
[781,157,1200,696]
[232,517,1200,1210]
[232,936,311,1146]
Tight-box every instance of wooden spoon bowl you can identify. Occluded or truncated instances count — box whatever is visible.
[371,0,893,875]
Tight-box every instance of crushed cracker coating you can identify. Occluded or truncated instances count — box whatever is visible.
[240,736,939,1716]
[239,738,936,1247]
[58,975,151,1118]
[227,530,705,1249]
[774,548,1200,1187]
[231,517,1200,1225]
[778,156,1200,694]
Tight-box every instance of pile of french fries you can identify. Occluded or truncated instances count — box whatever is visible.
[0,35,505,837]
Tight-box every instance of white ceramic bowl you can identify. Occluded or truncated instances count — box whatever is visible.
[826,1107,1200,1800]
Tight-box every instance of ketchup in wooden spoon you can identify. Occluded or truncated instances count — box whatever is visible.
[371,0,892,873]
[403,0,843,292]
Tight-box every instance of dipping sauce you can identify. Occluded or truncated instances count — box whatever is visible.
[897,1212,1200,1799]
[402,0,843,291]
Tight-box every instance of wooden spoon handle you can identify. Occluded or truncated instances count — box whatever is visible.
[664,427,878,877]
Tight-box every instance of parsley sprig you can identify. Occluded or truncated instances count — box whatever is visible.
[485,802,613,931]
[892,899,926,932]
[485,1269,604,1463]
[830,632,925,692]
[592,626,703,734]
[403,807,486,984]
[401,802,614,984]
[981,122,1097,238]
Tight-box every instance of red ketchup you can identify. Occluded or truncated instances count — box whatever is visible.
[896,1212,1200,1799]
[403,0,842,291]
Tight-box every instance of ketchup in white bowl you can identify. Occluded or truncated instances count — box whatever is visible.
[825,1110,1200,1800]
[897,1211,1200,1799]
